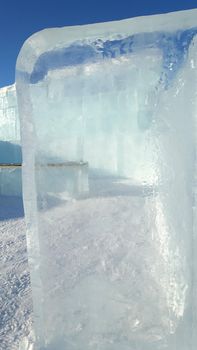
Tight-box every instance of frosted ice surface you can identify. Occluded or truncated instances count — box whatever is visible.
[0,84,22,196]
[0,84,21,162]
[16,9,197,350]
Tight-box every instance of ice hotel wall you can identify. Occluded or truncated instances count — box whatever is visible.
[0,84,21,163]
[16,9,197,350]
[0,84,22,195]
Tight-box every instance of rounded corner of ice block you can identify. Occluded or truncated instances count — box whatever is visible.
[16,27,61,83]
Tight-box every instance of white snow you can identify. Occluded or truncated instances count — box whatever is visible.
[0,196,33,350]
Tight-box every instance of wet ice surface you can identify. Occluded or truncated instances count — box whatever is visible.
[0,196,33,350]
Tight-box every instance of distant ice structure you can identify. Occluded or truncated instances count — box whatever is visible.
[0,84,22,196]
[16,9,197,350]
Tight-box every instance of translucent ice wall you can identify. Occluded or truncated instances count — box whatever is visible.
[16,9,197,350]
[0,84,22,196]
[0,84,21,163]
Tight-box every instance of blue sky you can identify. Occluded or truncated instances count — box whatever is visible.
[0,0,197,88]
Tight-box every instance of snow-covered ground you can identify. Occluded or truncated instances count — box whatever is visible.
[0,196,33,350]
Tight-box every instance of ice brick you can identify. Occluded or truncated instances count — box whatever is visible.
[0,84,22,196]
[16,9,197,350]
[0,85,18,138]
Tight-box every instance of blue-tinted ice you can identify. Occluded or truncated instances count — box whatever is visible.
[16,9,197,350]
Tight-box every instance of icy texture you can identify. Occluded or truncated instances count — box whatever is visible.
[0,165,22,196]
[16,9,197,350]
[0,84,21,163]
[0,85,22,196]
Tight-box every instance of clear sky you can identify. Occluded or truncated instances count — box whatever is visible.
[0,0,197,88]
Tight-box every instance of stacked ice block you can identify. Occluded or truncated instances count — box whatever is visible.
[0,85,20,144]
[0,84,22,196]
[16,9,197,350]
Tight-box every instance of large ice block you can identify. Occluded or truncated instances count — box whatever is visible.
[16,9,197,350]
